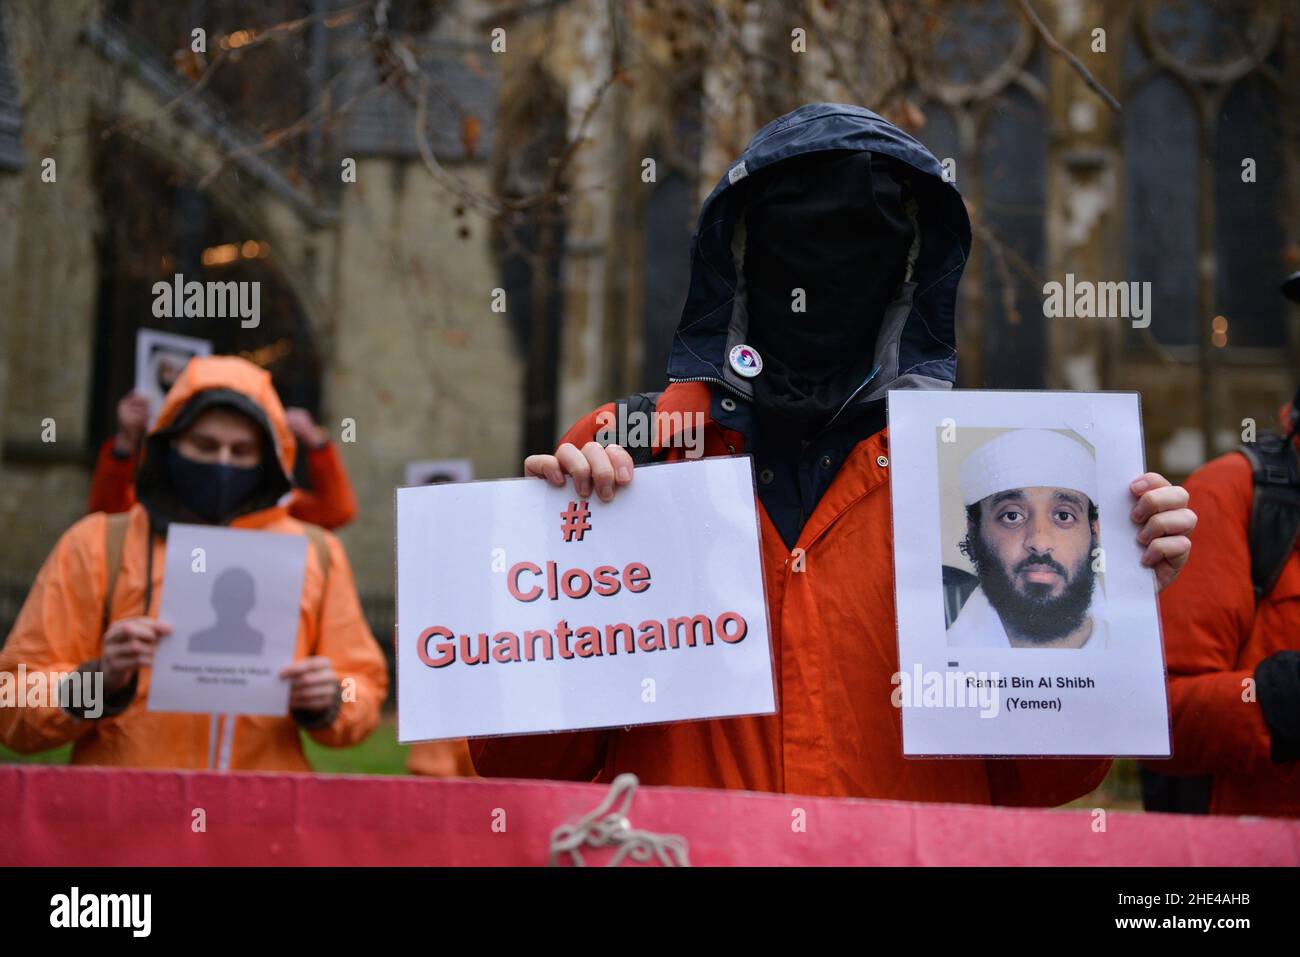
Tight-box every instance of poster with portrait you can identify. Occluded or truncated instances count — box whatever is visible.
[404,458,474,487]
[135,329,213,426]
[887,390,1170,758]
[147,524,308,717]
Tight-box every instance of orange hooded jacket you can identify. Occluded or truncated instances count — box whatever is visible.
[471,105,1109,804]
[87,431,358,529]
[0,356,388,771]
[1142,410,1300,816]
[470,385,1112,804]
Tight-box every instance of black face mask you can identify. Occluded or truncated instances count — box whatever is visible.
[166,446,264,523]
[743,151,914,433]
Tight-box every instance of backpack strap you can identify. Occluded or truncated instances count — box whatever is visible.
[607,391,665,467]
[1239,432,1300,600]
[300,523,332,628]
[101,512,131,634]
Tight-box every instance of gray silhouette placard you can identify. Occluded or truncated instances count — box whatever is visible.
[147,524,308,716]
[188,568,265,655]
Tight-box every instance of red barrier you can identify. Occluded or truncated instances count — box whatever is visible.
[1,764,1296,866]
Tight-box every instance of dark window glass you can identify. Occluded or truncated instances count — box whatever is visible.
[1124,73,1200,347]
[1214,76,1286,348]
[639,170,692,391]
[927,0,1024,87]
[90,132,321,452]
[978,86,1047,387]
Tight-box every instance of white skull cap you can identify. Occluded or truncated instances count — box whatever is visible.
[959,429,1097,507]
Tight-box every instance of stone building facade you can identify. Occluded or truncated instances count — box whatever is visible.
[1,0,1298,640]
[0,0,519,624]
[531,0,1299,473]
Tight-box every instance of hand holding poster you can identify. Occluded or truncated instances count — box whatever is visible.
[396,457,776,742]
[147,525,308,717]
[887,390,1171,757]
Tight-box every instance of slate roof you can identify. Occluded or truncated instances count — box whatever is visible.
[335,38,497,162]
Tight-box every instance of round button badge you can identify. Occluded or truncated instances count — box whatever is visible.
[729,344,763,378]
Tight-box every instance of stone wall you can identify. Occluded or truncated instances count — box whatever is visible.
[329,159,520,596]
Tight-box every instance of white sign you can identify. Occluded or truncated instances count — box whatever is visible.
[396,457,776,742]
[404,458,474,487]
[887,390,1171,757]
[148,524,308,717]
[135,329,212,425]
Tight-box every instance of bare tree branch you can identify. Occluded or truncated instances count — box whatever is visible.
[1016,0,1122,113]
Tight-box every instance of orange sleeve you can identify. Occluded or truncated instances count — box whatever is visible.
[302,531,389,748]
[469,405,615,781]
[0,515,110,753]
[986,758,1112,807]
[86,438,137,515]
[1146,453,1275,777]
[288,443,358,530]
[561,403,617,450]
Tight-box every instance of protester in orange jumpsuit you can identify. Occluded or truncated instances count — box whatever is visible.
[88,389,358,530]
[406,739,477,777]
[1141,271,1300,817]
[0,356,387,770]
[471,103,1196,805]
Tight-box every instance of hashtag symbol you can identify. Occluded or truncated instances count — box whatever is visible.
[560,500,592,542]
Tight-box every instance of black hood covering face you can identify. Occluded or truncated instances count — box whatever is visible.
[743,150,914,433]
[665,104,971,429]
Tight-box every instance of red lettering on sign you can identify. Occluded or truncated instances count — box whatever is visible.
[625,563,651,593]
[507,562,543,602]
[524,629,554,661]
[561,568,592,599]
[505,561,654,601]
[417,626,456,668]
[592,565,620,596]
[717,612,748,644]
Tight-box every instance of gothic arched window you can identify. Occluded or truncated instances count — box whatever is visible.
[1122,1,1288,354]
[912,0,1049,389]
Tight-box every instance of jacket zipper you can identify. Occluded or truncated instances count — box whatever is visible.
[668,374,750,400]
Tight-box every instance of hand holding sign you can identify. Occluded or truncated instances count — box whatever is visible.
[113,393,151,456]
[102,617,173,694]
[1129,473,1195,589]
[280,656,341,713]
[525,441,635,501]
